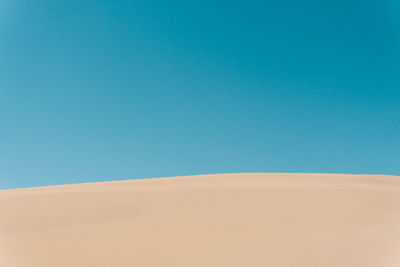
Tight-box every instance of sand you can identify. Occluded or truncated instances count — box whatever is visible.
[0,173,400,267]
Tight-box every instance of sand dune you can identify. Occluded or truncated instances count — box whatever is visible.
[1,173,400,267]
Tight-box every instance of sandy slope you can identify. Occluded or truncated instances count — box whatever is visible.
[0,173,400,267]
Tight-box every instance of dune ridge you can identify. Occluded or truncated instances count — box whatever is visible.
[1,173,400,267]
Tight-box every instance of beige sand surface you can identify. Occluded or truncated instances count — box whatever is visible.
[1,173,400,267]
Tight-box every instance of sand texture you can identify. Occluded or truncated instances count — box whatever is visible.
[1,173,400,267]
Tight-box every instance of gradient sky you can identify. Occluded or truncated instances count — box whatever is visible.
[1,0,399,189]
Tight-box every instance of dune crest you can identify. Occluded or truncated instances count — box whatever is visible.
[1,173,400,267]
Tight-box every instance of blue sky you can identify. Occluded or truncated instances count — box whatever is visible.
[1,0,399,189]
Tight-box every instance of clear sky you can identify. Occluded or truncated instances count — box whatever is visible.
[1,0,399,189]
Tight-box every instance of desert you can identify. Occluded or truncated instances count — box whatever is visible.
[1,173,400,267]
